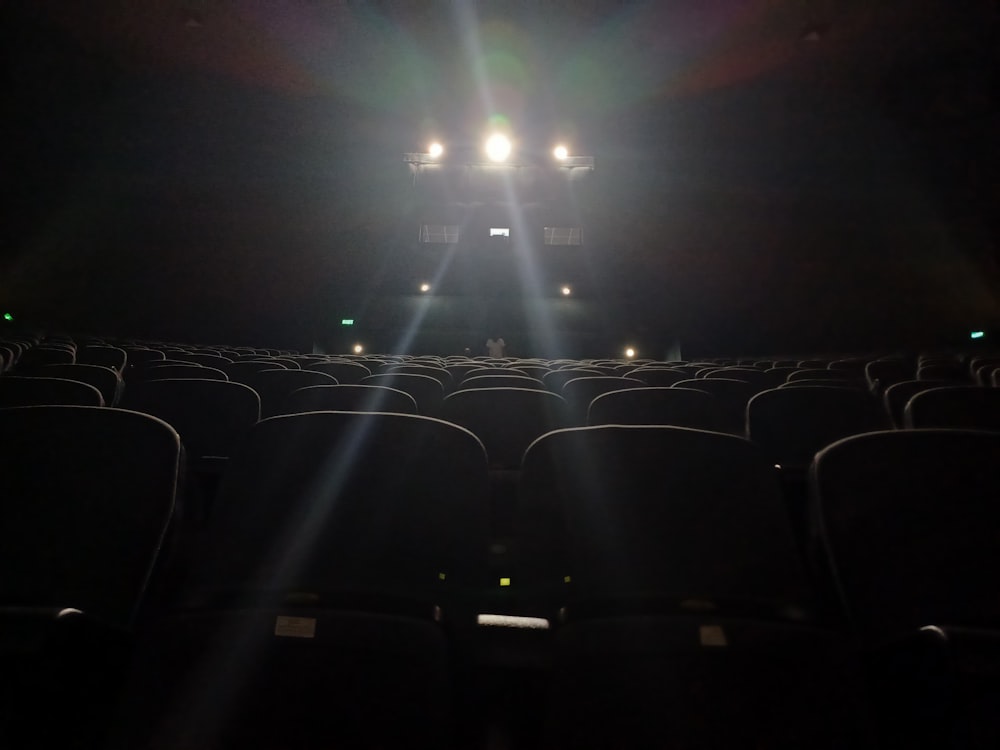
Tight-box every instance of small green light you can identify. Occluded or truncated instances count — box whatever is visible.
[563,575,572,584]
[341,319,355,326]
[438,572,446,581]
[2,313,12,322]
[971,330,985,340]
[499,577,511,587]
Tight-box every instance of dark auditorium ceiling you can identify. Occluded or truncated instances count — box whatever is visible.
[1,0,997,351]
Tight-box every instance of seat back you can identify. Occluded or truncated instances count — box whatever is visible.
[561,376,646,425]
[119,379,260,459]
[810,429,1000,637]
[0,406,180,626]
[136,364,229,382]
[747,387,889,470]
[360,373,444,416]
[519,425,814,617]
[588,387,728,432]
[77,345,127,373]
[883,380,952,428]
[0,376,104,407]
[302,360,372,384]
[240,369,339,418]
[189,412,490,603]
[903,386,1000,430]
[281,384,417,415]
[441,387,568,468]
[31,364,123,406]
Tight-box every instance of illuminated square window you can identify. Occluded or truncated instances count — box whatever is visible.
[544,227,583,246]
[420,224,459,244]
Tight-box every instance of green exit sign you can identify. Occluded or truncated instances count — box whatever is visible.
[341,319,355,326]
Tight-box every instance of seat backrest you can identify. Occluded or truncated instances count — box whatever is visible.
[461,374,544,390]
[903,386,1000,431]
[587,386,728,432]
[0,406,179,626]
[383,364,452,389]
[77,345,128,373]
[883,379,952,428]
[17,346,75,368]
[190,411,490,602]
[441,387,568,469]
[165,353,234,367]
[916,363,969,382]
[810,429,1000,637]
[673,379,756,434]
[509,365,551,380]
[787,369,856,382]
[747,387,889,470]
[137,364,229,382]
[119,378,260,459]
[519,426,815,617]
[217,361,287,381]
[561,376,647,425]
[32,363,123,406]
[864,359,914,392]
[626,368,689,387]
[360,373,444,416]
[281,384,417,416]
[460,367,532,383]
[241,369,339,418]
[542,368,606,392]
[0,376,104,407]
[302,360,372,384]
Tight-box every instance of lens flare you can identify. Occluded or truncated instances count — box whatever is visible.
[485,133,512,162]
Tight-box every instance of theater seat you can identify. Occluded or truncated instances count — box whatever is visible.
[0,405,180,746]
[108,411,489,749]
[441,387,568,469]
[903,386,1000,431]
[518,425,874,748]
[280,384,417,415]
[810,429,1000,746]
[0,375,104,407]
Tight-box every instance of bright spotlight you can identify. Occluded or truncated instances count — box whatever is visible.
[353,344,364,354]
[625,347,636,359]
[553,144,568,160]
[419,282,431,293]
[561,285,572,296]
[485,133,512,162]
[428,141,443,158]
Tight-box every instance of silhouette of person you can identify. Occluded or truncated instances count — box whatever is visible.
[486,337,505,357]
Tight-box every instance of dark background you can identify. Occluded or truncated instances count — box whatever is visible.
[1,0,997,356]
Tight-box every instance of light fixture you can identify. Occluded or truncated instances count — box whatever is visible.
[353,344,364,354]
[625,347,636,359]
[428,141,443,158]
[561,285,572,296]
[553,144,569,160]
[485,133,512,162]
[420,282,431,293]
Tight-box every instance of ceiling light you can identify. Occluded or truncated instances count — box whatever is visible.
[485,133,512,162]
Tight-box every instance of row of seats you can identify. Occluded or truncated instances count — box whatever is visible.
[4,366,997,473]
[3,334,1000,748]
[2,401,999,747]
